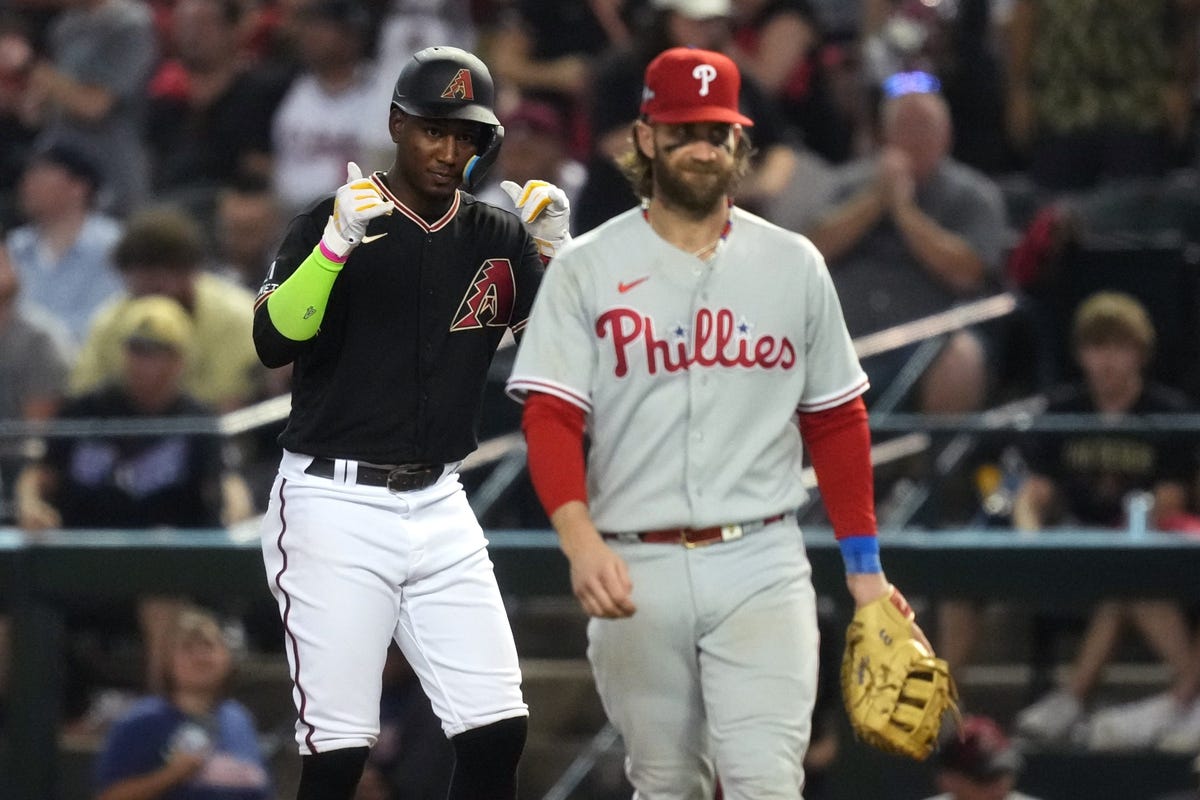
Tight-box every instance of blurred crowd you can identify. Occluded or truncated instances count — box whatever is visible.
[4,0,1200,797]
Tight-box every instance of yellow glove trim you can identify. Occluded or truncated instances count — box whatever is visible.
[518,180,554,221]
[517,179,549,206]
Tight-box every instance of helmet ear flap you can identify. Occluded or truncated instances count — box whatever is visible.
[462,124,504,191]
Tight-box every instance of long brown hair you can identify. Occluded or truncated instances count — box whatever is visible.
[618,120,755,201]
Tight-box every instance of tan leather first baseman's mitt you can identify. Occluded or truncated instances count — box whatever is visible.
[841,586,959,760]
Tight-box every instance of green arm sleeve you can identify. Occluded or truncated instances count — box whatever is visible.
[265,245,343,341]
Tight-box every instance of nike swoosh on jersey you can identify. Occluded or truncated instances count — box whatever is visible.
[618,276,650,293]
[361,232,389,243]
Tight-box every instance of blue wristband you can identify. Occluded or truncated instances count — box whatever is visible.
[839,535,882,574]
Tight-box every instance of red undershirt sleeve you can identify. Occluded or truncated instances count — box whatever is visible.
[521,391,588,517]
[797,395,877,540]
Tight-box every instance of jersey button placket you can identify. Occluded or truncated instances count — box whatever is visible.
[686,284,709,513]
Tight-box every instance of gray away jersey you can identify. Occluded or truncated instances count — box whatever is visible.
[507,206,867,533]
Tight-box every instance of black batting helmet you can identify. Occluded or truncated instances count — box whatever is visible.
[391,46,500,126]
[390,46,505,190]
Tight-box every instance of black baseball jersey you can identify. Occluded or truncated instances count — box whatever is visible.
[45,386,223,528]
[254,176,544,464]
[1019,381,1197,526]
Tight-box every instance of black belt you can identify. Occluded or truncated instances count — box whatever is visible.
[304,457,443,493]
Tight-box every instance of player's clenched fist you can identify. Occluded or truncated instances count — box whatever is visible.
[322,161,395,259]
[566,537,637,619]
[501,179,571,260]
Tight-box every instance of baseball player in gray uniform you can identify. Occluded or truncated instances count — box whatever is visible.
[507,47,932,799]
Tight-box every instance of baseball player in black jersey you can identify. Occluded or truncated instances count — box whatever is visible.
[252,46,570,800]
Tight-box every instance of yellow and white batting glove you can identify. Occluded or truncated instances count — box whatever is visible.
[321,161,395,260]
[501,179,571,260]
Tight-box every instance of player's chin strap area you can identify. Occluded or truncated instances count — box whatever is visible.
[463,124,505,191]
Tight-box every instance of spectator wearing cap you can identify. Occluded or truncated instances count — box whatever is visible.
[16,293,254,532]
[572,0,800,233]
[919,715,1042,800]
[14,0,158,216]
[71,207,266,413]
[16,295,254,721]
[5,143,123,347]
[270,0,381,217]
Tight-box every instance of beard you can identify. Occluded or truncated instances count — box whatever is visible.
[653,156,736,218]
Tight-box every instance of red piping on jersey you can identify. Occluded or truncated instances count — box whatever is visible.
[272,478,319,752]
[797,395,877,540]
[508,378,591,412]
[523,392,588,515]
[371,172,460,232]
[797,377,870,413]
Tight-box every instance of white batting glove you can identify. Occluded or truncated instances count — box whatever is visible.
[501,179,571,260]
[321,161,394,260]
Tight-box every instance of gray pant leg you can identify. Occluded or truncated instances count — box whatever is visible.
[588,546,715,800]
[696,524,819,800]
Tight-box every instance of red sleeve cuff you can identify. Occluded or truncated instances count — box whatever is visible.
[522,392,588,516]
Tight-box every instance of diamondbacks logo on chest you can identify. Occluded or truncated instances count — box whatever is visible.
[597,307,796,376]
[450,258,515,331]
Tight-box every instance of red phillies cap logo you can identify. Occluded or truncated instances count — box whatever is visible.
[639,47,754,127]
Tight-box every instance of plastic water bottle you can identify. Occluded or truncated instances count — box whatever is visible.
[1124,491,1153,539]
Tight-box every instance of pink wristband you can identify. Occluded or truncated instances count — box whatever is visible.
[318,239,348,264]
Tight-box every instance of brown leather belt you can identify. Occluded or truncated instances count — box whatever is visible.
[304,457,442,493]
[602,513,790,549]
